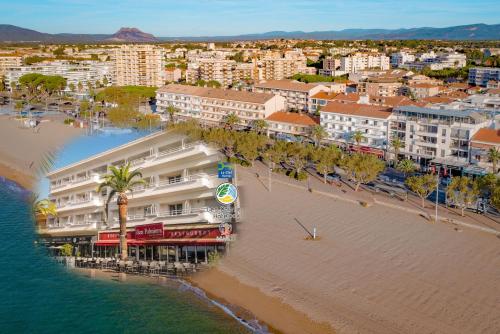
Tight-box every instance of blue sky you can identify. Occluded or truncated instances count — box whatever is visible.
[37,130,148,197]
[1,0,498,36]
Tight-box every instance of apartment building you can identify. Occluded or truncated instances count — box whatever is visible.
[265,111,319,139]
[390,106,490,167]
[114,44,165,87]
[42,131,230,260]
[254,80,328,112]
[406,83,440,99]
[259,56,308,81]
[186,59,254,87]
[470,128,500,173]
[0,55,22,74]
[357,77,403,97]
[322,57,341,71]
[156,84,285,127]
[468,67,500,87]
[390,52,415,68]
[340,53,390,73]
[320,101,392,155]
[165,68,182,82]
[402,52,467,71]
[4,61,114,92]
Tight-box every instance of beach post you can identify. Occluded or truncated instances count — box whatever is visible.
[313,228,316,240]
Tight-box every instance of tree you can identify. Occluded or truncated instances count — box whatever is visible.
[223,113,240,130]
[405,174,436,208]
[79,100,90,113]
[396,159,416,177]
[263,140,287,168]
[69,83,76,92]
[312,145,342,183]
[446,176,479,217]
[351,131,365,148]
[490,182,500,211]
[487,147,500,173]
[97,163,145,260]
[390,137,403,164]
[77,81,83,92]
[166,105,179,123]
[251,119,268,135]
[107,106,140,128]
[310,125,327,148]
[204,128,238,159]
[235,132,268,166]
[30,194,57,220]
[103,77,109,86]
[0,75,5,91]
[284,142,312,179]
[342,153,385,191]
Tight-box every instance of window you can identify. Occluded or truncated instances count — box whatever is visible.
[442,129,446,136]
[441,149,445,158]
[169,204,183,216]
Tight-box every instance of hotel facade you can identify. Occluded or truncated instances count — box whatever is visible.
[41,131,233,263]
[114,44,165,87]
[156,84,286,127]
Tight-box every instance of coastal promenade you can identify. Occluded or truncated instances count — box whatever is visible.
[192,162,500,334]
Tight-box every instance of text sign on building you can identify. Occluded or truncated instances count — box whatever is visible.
[217,162,234,179]
[135,223,164,240]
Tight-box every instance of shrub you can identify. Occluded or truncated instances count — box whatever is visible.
[60,243,73,257]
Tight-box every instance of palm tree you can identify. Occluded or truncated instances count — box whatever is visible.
[488,147,500,173]
[396,159,416,177]
[390,137,403,165]
[351,131,365,149]
[166,105,178,124]
[31,194,57,220]
[224,113,240,130]
[97,163,145,260]
[311,125,327,148]
[251,119,268,135]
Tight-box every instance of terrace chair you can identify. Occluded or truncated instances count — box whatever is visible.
[118,260,127,272]
[148,261,160,276]
[125,261,135,273]
[158,261,166,274]
[139,261,149,274]
[174,262,186,276]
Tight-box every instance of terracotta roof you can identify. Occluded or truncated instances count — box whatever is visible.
[331,92,361,103]
[321,101,392,119]
[158,84,276,104]
[447,82,469,89]
[311,91,339,100]
[471,128,500,145]
[488,88,500,95]
[371,96,420,107]
[255,80,323,92]
[409,83,439,89]
[421,96,454,104]
[266,112,319,126]
[444,91,469,99]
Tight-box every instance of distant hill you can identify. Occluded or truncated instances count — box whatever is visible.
[0,23,499,43]
[105,27,158,42]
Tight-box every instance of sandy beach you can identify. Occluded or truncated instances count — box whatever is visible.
[190,163,500,334]
[0,114,83,188]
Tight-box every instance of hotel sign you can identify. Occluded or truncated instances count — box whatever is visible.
[217,162,234,179]
[135,223,164,240]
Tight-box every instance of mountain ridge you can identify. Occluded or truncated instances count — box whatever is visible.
[0,23,499,42]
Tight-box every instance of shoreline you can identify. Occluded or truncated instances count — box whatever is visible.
[71,266,274,333]
[0,161,34,190]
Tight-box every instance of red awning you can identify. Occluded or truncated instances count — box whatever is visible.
[94,238,225,246]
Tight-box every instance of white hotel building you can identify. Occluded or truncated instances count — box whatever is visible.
[42,131,230,261]
[340,53,390,73]
[156,84,285,127]
[320,101,392,157]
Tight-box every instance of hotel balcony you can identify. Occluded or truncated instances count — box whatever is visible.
[56,198,104,214]
[50,173,102,195]
[125,174,219,201]
[127,142,213,170]
[107,207,217,229]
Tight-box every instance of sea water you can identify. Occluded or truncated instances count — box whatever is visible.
[0,180,249,333]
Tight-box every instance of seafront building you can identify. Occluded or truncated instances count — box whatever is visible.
[156,84,286,127]
[114,44,165,87]
[390,106,491,169]
[470,128,500,173]
[41,131,231,262]
[320,101,392,157]
[254,80,328,112]
[265,111,319,139]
